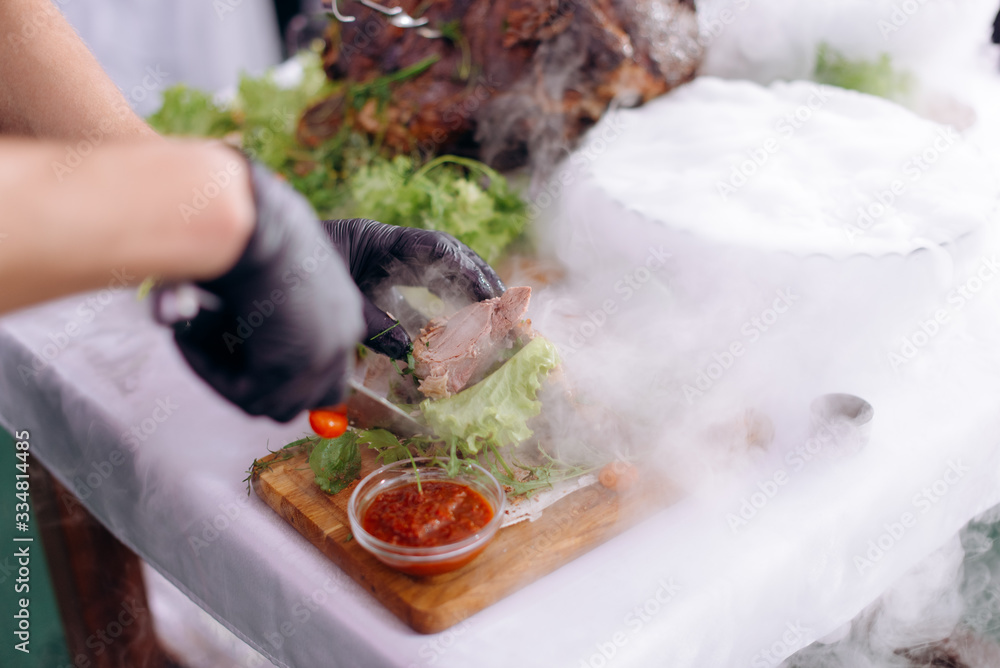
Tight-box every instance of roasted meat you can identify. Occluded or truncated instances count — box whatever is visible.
[303,0,703,170]
[413,286,533,398]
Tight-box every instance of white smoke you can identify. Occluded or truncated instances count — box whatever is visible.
[495,2,1000,666]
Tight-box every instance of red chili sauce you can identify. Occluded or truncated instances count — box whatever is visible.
[362,481,494,547]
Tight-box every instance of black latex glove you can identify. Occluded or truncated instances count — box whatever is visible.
[322,219,506,360]
[161,162,364,422]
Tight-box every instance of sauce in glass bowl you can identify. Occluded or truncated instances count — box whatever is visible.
[363,481,494,547]
[348,459,505,576]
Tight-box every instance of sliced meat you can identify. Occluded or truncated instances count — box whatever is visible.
[413,286,532,398]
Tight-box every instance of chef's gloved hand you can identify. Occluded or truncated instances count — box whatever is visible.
[322,218,506,360]
[160,162,364,422]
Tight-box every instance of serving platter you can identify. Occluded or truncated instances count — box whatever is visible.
[251,447,681,633]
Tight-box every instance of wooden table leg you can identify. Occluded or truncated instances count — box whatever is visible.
[29,463,182,668]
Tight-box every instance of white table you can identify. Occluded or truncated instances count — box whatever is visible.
[3,264,1000,667]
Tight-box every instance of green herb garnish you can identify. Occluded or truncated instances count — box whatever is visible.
[355,428,410,465]
[309,432,362,494]
[243,438,313,494]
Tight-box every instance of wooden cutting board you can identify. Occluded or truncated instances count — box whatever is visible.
[252,448,680,634]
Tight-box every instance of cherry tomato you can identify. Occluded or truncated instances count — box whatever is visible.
[309,408,348,439]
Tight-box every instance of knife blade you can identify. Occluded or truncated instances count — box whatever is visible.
[346,378,426,437]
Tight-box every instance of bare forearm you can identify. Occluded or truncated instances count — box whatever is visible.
[0,140,254,314]
[0,0,155,140]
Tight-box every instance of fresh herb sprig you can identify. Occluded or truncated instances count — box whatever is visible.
[251,423,591,500]
[353,428,587,498]
[243,438,314,494]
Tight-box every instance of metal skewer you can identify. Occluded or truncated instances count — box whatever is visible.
[325,0,432,30]
[358,0,402,16]
[324,0,356,22]
[386,11,429,29]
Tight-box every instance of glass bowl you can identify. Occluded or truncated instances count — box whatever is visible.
[347,458,505,576]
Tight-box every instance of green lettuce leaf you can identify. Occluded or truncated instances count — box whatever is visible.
[420,337,560,456]
[147,86,237,137]
[347,155,527,264]
[813,43,912,101]
[309,432,361,494]
[354,428,410,465]
[147,51,528,263]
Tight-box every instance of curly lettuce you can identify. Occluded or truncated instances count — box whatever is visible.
[349,155,527,264]
[420,337,560,457]
[146,52,528,264]
[147,86,237,138]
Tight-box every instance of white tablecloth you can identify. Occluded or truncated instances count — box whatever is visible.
[3,269,1000,667]
[3,2,996,665]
